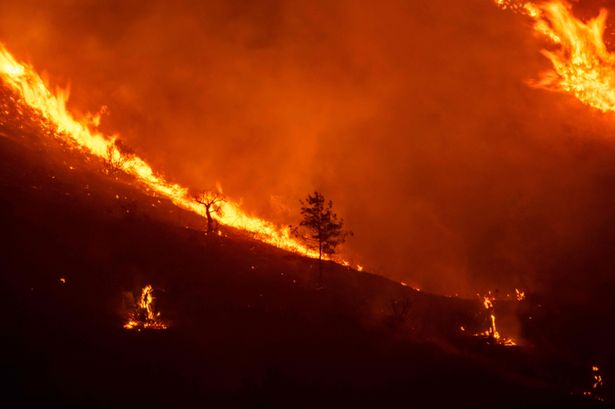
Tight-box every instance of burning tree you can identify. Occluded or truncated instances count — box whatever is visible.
[104,139,133,175]
[124,285,168,330]
[293,191,352,285]
[194,191,225,235]
[474,293,516,346]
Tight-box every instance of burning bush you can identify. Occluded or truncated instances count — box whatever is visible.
[124,285,168,331]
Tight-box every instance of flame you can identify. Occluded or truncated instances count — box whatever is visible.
[475,293,517,346]
[495,1,615,113]
[0,44,323,259]
[124,284,168,330]
[515,288,526,301]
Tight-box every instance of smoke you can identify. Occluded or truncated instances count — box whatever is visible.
[2,0,615,296]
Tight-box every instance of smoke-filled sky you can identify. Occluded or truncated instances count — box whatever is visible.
[2,0,615,296]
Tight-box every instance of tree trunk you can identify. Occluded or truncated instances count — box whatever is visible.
[206,206,213,234]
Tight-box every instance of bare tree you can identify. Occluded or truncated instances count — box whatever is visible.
[293,191,352,285]
[194,191,225,235]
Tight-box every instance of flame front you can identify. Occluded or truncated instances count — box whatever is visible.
[495,1,615,113]
[0,44,319,258]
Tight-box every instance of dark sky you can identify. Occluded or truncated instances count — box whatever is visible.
[1,0,615,297]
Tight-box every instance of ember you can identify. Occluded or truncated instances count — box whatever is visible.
[583,365,606,402]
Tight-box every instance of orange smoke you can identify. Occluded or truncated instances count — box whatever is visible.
[496,0,615,114]
[0,44,323,259]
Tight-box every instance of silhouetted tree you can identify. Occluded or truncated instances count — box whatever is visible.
[194,191,224,235]
[293,191,352,285]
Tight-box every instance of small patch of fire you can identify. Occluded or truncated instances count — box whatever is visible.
[124,285,168,331]
[583,365,606,402]
[473,293,517,346]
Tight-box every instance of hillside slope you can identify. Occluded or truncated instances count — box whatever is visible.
[0,89,604,408]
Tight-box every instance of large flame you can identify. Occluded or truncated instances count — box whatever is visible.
[0,44,321,258]
[495,1,615,113]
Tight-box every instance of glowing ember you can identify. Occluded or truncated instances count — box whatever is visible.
[515,288,526,301]
[583,365,606,402]
[124,285,168,330]
[0,44,324,260]
[495,1,615,114]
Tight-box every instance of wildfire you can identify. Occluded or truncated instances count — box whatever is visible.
[495,0,615,114]
[124,285,168,330]
[0,44,322,260]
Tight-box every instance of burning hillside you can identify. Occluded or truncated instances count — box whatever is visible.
[0,44,326,260]
[3,0,615,296]
[1,0,615,407]
[0,121,609,406]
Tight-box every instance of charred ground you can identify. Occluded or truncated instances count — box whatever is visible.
[0,90,610,408]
